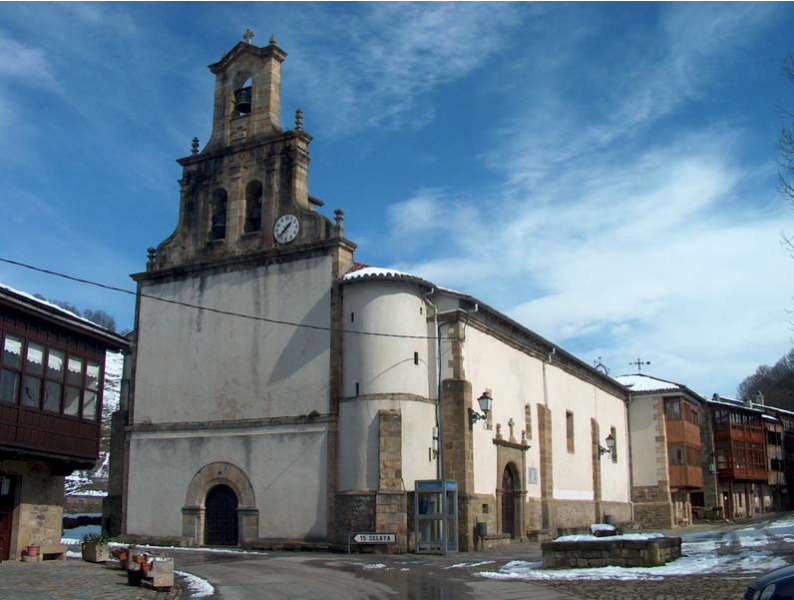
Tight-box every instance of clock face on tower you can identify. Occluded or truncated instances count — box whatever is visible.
[273,214,300,244]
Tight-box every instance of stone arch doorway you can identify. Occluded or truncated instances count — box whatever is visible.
[205,484,239,546]
[501,464,518,538]
[182,462,259,546]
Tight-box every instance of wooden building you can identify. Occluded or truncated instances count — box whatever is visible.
[708,394,768,520]
[0,284,127,560]
[616,374,705,528]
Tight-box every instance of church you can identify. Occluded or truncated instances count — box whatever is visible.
[109,33,632,552]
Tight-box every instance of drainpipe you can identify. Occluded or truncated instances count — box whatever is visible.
[423,289,443,481]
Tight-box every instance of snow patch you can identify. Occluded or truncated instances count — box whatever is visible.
[176,570,215,598]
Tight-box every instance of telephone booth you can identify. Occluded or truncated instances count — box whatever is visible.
[414,480,458,554]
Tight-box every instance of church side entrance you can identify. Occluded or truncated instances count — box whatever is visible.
[204,485,239,546]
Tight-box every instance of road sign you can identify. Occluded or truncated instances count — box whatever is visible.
[351,532,396,544]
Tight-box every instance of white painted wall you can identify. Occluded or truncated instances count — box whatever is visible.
[462,326,630,503]
[342,281,432,398]
[337,398,437,491]
[134,256,332,424]
[127,426,328,539]
[628,396,659,487]
[338,280,437,491]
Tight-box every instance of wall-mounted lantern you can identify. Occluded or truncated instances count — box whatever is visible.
[469,391,493,430]
[598,433,616,459]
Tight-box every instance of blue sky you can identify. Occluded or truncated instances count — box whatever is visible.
[1,2,792,396]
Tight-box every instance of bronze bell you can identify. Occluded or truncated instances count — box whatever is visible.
[234,86,252,115]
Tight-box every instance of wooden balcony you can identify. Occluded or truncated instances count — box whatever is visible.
[0,403,99,466]
[669,465,703,489]
[717,466,767,482]
[666,420,701,447]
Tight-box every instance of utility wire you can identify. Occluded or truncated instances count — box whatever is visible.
[0,256,448,341]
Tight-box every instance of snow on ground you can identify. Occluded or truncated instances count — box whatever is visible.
[446,560,495,569]
[176,571,215,598]
[362,563,387,570]
[554,533,663,542]
[477,516,794,582]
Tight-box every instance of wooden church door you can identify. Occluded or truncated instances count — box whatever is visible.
[502,467,516,538]
[205,485,239,546]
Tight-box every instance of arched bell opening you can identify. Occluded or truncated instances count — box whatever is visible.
[234,76,253,116]
[209,189,228,241]
[244,180,263,233]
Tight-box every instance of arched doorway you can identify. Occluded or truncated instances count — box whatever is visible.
[204,484,239,546]
[502,466,516,538]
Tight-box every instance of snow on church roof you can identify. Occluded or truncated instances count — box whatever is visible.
[614,374,689,394]
[342,263,435,288]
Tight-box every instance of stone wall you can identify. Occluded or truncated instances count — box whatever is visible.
[554,500,597,530]
[633,502,675,529]
[542,536,682,569]
[334,491,376,544]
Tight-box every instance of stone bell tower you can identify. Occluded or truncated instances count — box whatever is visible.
[149,30,341,272]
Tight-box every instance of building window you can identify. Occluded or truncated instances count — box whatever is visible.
[665,398,681,421]
[0,334,22,404]
[0,331,101,421]
[244,180,263,233]
[669,444,684,465]
[525,404,533,441]
[566,411,574,453]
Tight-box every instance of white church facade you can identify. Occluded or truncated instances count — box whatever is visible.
[110,34,632,552]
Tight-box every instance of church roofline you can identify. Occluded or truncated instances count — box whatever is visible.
[208,40,286,74]
[176,129,313,166]
[341,265,626,397]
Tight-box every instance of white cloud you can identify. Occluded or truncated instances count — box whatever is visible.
[283,3,523,136]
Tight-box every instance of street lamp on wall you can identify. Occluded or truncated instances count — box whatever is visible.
[598,433,616,459]
[469,391,493,430]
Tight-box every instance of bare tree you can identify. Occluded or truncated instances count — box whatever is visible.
[781,53,794,251]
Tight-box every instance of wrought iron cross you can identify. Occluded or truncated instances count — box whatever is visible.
[243,28,255,44]
[629,357,651,373]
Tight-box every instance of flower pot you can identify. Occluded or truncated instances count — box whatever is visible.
[26,544,39,557]
[82,543,109,563]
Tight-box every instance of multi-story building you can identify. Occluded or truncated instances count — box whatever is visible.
[0,284,127,560]
[708,394,768,520]
[615,374,705,528]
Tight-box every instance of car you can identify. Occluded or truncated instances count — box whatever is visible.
[745,564,794,599]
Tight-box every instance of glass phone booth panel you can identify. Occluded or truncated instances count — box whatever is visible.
[415,480,458,554]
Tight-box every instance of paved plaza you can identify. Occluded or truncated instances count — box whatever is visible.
[2,514,792,600]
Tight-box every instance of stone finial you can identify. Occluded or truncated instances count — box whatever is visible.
[243,28,255,44]
[496,423,503,440]
[508,418,516,442]
[146,247,157,271]
[334,209,345,237]
[295,108,303,131]
[522,430,528,444]
[269,33,277,46]
[191,137,199,155]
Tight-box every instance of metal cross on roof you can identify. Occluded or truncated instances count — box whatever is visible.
[243,28,255,44]
[629,357,651,373]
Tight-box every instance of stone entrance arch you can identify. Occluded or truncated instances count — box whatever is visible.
[181,462,258,546]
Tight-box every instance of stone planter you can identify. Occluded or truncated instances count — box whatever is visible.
[82,543,109,563]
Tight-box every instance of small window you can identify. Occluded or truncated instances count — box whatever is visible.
[414,352,419,365]
[525,404,533,441]
[669,444,684,465]
[665,398,681,421]
[566,411,575,453]
[355,382,359,396]
[351,312,355,323]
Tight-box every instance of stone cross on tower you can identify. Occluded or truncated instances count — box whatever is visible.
[243,28,255,44]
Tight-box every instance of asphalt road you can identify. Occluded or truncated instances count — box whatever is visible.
[172,550,577,600]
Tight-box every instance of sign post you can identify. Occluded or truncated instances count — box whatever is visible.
[347,532,398,553]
